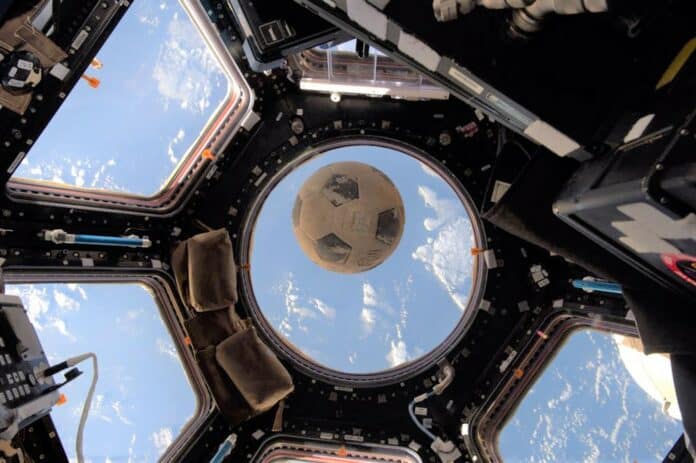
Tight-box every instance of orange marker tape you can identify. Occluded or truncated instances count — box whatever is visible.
[56,393,68,406]
[81,74,100,88]
[202,149,215,160]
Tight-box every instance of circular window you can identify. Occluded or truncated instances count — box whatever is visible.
[241,140,485,386]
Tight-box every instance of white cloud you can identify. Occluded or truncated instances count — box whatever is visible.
[362,282,394,315]
[54,289,80,312]
[111,401,133,426]
[125,309,143,321]
[5,285,50,330]
[66,283,87,300]
[386,339,409,367]
[276,274,337,337]
[70,164,86,187]
[310,298,336,319]
[412,186,475,311]
[156,338,178,361]
[348,352,357,364]
[152,427,174,455]
[420,162,440,178]
[128,433,137,463]
[362,282,379,307]
[139,14,160,27]
[166,128,185,164]
[50,317,76,342]
[152,12,224,114]
[360,308,376,335]
[17,156,123,191]
[417,186,461,232]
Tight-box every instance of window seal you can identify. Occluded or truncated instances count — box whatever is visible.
[5,0,255,217]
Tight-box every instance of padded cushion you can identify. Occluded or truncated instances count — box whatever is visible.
[196,346,253,425]
[172,229,238,312]
[215,327,294,413]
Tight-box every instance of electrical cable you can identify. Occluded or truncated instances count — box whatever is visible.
[75,353,97,463]
[407,365,456,442]
[41,353,98,463]
[408,392,436,441]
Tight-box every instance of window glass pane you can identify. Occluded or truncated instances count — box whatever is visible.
[12,0,229,196]
[6,283,196,461]
[316,39,386,57]
[499,329,683,462]
[251,145,478,374]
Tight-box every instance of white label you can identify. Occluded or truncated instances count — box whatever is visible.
[524,120,580,157]
[491,180,511,203]
[71,30,89,50]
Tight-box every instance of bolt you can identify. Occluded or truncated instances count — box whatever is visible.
[290,117,304,135]
[330,93,341,103]
[439,131,452,146]
[679,128,689,136]
[655,163,663,171]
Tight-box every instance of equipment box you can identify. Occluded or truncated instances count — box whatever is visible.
[555,39,695,293]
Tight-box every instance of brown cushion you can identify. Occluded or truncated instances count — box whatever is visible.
[184,308,249,350]
[196,347,253,425]
[171,229,238,312]
[215,327,294,413]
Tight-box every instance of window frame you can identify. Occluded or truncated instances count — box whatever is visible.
[252,435,423,463]
[2,269,212,462]
[290,46,450,101]
[238,136,487,387]
[470,311,641,463]
[5,0,256,216]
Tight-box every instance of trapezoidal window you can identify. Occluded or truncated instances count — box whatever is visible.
[7,0,253,213]
[255,438,421,463]
[498,328,683,462]
[290,39,449,101]
[5,281,199,462]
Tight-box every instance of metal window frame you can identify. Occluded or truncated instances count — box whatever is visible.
[238,136,487,387]
[290,46,450,100]
[2,268,212,462]
[470,311,639,463]
[5,0,256,217]
[253,434,423,463]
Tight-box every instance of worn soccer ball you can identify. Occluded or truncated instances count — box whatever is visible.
[292,161,405,274]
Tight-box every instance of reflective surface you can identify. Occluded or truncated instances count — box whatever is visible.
[250,145,478,374]
[13,0,228,196]
[499,329,682,462]
[6,283,196,461]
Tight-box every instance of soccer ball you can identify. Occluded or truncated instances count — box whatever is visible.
[292,161,405,274]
